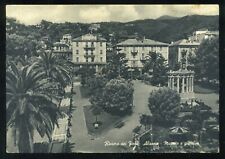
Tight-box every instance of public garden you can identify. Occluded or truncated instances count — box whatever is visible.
[6,18,219,153]
[67,77,219,153]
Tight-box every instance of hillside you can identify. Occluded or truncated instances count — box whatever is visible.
[109,15,218,43]
[6,15,219,44]
[156,15,179,20]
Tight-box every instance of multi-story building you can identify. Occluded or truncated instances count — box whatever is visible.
[60,34,72,47]
[189,29,219,43]
[116,38,169,69]
[72,33,107,72]
[53,42,72,60]
[204,31,219,40]
[88,23,101,32]
[169,39,200,69]
[53,34,72,60]
[191,29,209,42]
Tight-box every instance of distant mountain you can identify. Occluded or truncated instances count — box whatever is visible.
[6,15,219,44]
[106,15,219,43]
[157,15,179,20]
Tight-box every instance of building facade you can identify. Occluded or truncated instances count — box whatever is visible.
[72,33,107,72]
[53,42,72,60]
[169,39,200,69]
[204,31,219,40]
[53,34,72,60]
[189,29,219,43]
[88,23,101,32]
[60,34,72,46]
[116,38,169,69]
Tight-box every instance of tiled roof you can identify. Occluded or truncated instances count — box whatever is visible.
[73,33,106,42]
[170,39,200,46]
[117,38,169,46]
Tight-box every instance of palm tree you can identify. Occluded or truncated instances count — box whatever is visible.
[142,51,157,74]
[36,51,72,89]
[142,52,168,86]
[6,62,60,153]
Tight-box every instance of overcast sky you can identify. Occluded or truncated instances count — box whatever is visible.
[6,5,219,25]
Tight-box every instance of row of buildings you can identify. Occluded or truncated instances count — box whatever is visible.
[52,29,218,72]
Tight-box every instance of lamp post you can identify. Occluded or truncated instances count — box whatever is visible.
[199,128,206,146]
[129,68,134,80]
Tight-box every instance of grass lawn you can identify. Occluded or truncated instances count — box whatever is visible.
[79,86,91,98]
[83,105,122,136]
[194,84,217,94]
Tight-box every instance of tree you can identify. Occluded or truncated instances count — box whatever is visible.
[139,114,153,130]
[78,66,96,86]
[6,33,42,60]
[142,52,168,86]
[92,78,133,115]
[180,103,218,133]
[103,48,128,79]
[87,75,107,95]
[148,87,180,125]
[6,62,59,152]
[89,75,107,110]
[91,105,102,123]
[36,51,72,89]
[189,37,219,83]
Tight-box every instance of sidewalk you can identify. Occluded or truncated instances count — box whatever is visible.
[70,82,92,152]
[6,128,18,153]
[69,81,156,153]
[70,82,128,152]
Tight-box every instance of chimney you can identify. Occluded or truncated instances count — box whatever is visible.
[142,36,145,42]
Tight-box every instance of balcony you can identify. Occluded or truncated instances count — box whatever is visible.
[84,45,95,50]
[130,64,139,68]
[131,51,138,57]
[84,54,95,58]
[140,57,146,62]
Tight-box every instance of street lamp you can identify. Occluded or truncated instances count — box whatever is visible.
[129,68,134,80]
[200,128,206,145]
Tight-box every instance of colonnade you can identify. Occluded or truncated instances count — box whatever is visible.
[168,72,194,93]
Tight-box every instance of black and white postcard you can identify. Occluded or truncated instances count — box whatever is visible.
[5,4,219,154]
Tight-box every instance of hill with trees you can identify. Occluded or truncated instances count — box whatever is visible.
[6,15,218,45]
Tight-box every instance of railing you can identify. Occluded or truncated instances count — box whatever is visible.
[84,45,95,50]
[140,58,146,62]
[131,51,138,57]
[84,54,95,58]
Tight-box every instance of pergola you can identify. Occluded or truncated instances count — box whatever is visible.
[168,69,195,101]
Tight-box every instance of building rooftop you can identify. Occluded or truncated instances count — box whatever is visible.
[170,39,200,46]
[169,126,189,134]
[73,33,106,42]
[205,31,219,35]
[117,38,169,46]
[53,42,70,47]
[63,34,72,36]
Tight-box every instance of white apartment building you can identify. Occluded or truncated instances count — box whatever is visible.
[116,38,169,69]
[189,29,219,43]
[72,33,107,72]
[169,39,200,69]
[53,34,72,60]
[60,34,72,47]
